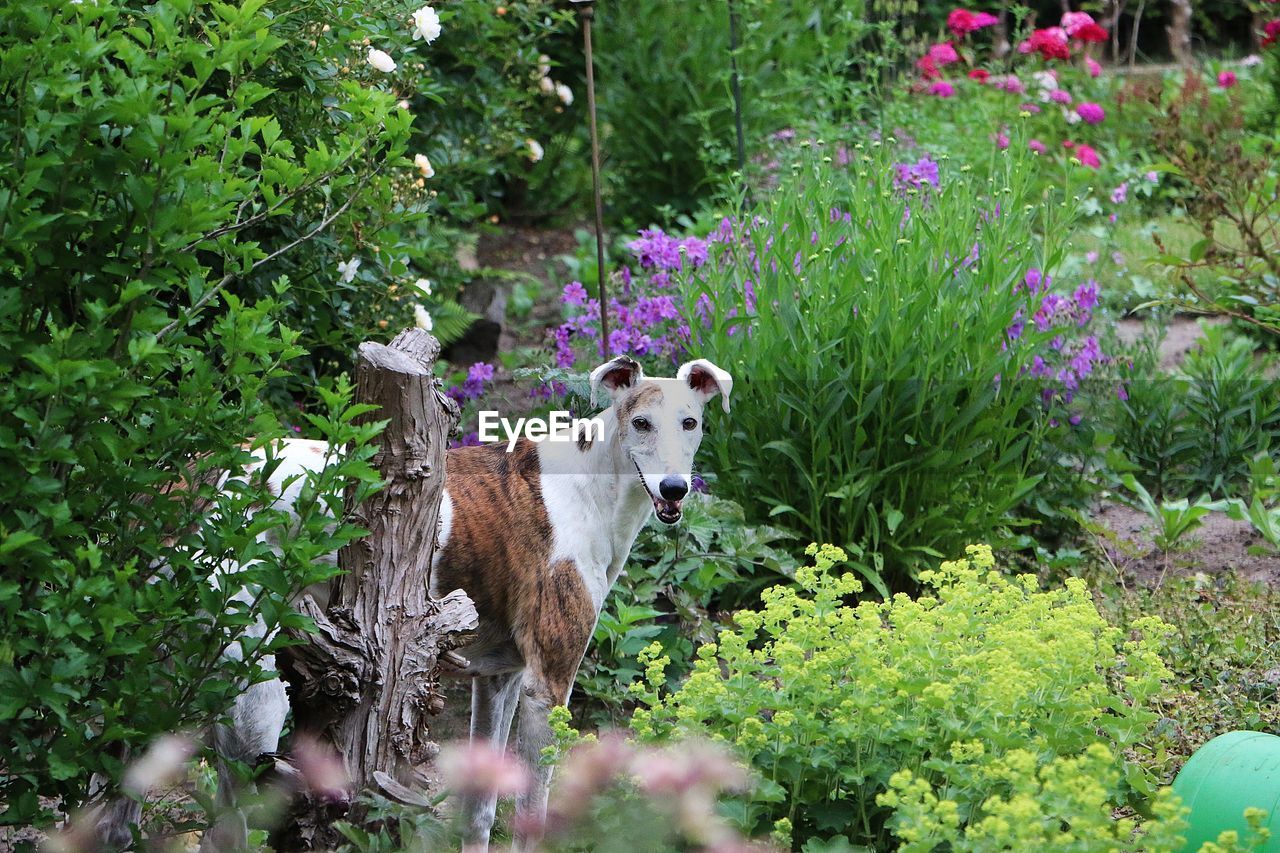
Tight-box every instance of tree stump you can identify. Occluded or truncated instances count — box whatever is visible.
[279,329,477,844]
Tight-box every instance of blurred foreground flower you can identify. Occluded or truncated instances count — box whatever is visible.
[414,153,435,178]
[122,733,197,796]
[438,741,530,798]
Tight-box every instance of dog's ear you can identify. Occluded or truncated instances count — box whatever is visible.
[677,359,732,413]
[589,355,644,407]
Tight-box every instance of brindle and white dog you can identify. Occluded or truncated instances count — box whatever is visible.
[99,355,731,851]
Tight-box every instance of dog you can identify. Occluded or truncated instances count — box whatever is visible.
[432,355,731,849]
[97,354,730,850]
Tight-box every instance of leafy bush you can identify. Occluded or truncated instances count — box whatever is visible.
[575,493,798,727]
[596,0,902,222]
[676,144,1100,587]
[631,543,1181,849]
[1112,324,1280,500]
[0,0,391,826]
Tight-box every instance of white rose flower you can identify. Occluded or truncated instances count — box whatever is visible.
[367,47,396,73]
[413,278,433,296]
[414,153,435,178]
[337,257,361,284]
[525,138,544,163]
[538,76,556,95]
[411,5,442,43]
[414,304,434,331]
[555,83,573,106]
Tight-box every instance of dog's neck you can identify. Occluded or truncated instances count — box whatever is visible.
[538,406,653,585]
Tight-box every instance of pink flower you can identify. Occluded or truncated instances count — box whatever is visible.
[1028,138,1047,154]
[994,131,1010,149]
[438,742,531,799]
[1049,89,1073,104]
[928,42,961,65]
[1075,101,1105,124]
[969,68,990,82]
[948,8,1000,38]
[1075,143,1101,168]
[1060,11,1096,36]
[996,75,1026,94]
[1217,70,1238,88]
[917,54,941,80]
[929,80,956,97]
[1019,27,1071,60]
[1086,57,1102,77]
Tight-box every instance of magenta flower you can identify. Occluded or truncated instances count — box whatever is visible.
[1075,102,1105,124]
[1218,70,1238,89]
[927,41,961,65]
[929,80,956,97]
[1075,143,1101,168]
[947,8,1000,38]
[1086,57,1102,77]
[1028,138,1047,154]
[1049,89,1072,105]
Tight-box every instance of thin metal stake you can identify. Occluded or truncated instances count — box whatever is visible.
[574,0,609,357]
[727,0,747,176]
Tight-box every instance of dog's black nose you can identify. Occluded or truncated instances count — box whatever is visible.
[659,476,689,501]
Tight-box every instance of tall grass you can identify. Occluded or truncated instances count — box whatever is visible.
[680,141,1078,589]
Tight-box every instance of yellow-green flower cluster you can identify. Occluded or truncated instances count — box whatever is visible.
[631,543,1182,848]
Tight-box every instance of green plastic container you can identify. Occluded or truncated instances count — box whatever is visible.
[1173,730,1280,852]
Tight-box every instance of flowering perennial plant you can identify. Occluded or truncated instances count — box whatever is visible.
[631,544,1179,848]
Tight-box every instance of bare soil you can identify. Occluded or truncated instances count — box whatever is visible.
[1088,502,1280,587]
[1115,314,1227,370]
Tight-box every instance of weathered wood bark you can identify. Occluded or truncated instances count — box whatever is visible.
[278,328,478,844]
[1166,0,1194,67]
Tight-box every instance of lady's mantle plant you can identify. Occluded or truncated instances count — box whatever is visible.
[630,544,1181,849]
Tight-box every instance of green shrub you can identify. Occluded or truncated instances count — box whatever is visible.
[679,143,1082,587]
[631,543,1182,848]
[0,0,393,826]
[596,1,901,222]
[575,493,798,727]
[1112,324,1280,500]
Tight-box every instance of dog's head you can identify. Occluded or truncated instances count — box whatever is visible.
[589,355,732,525]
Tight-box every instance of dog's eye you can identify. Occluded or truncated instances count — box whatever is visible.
[682,418,698,431]
[631,417,651,432]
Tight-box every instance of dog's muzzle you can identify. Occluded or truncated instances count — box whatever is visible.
[633,462,683,525]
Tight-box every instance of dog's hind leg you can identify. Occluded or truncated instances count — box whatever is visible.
[200,666,289,852]
[460,670,523,853]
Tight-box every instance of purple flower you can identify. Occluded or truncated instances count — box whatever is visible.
[462,362,495,399]
[929,81,956,98]
[1072,280,1099,319]
[562,281,589,306]
[892,156,940,192]
[1110,182,1128,204]
[449,431,482,448]
[1049,89,1073,104]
